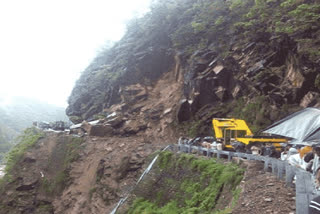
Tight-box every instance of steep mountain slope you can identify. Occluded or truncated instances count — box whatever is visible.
[0,69,182,213]
[67,0,320,135]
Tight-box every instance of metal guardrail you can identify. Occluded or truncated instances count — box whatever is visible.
[171,144,319,214]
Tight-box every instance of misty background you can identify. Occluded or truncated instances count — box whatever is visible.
[0,0,153,161]
[0,0,152,107]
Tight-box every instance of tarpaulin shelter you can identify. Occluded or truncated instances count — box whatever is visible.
[263,107,320,145]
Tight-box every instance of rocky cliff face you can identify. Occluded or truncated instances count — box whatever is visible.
[66,23,174,123]
[66,0,320,135]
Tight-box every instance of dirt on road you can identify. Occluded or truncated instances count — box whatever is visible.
[233,160,296,214]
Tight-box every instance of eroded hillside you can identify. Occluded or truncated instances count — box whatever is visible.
[0,67,185,213]
[0,0,319,213]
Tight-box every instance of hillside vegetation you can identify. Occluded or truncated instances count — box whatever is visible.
[121,152,244,214]
[0,122,20,162]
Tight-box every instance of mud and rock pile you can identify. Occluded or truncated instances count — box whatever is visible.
[0,68,183,214]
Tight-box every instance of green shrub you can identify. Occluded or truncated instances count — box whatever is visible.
[280,0,297,9]
[187,120,202,137]
[229,0,245,10]
[191,21,206,33]
[158,151,173,169]
[275,3,320,35]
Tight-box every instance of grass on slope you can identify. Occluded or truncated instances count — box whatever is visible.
[127,151,244,214]
[0,127,43,187]
[5,128,43,174]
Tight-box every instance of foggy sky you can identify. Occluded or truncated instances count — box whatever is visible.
[0,0,152,107]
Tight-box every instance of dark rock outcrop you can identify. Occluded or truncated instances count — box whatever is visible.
[66,30,174,123]
[177,99,191,122]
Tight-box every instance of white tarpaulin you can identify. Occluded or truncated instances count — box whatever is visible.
[263,107,320,144]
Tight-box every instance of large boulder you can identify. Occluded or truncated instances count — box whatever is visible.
[89,124,113,137]
[285,54,305,88]
[177,99,191,122]
[81,121,92,133]
[121,120,147,136]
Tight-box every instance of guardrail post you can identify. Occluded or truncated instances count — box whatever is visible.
[188,145,191,153]
[207,148,210,157]
[295,170,313,214]
[285,164,295,186]
[198,146,201,155]
[217,150,221,159]
[272,159,277,175]
[277,161,284,179]
[228,153,232,161]
[264,158,270,171]
[212,150,216,158]
[183,144,187,153]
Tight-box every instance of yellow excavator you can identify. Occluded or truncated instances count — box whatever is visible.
[212,118,288,154]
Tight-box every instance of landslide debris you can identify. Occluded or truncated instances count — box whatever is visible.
[233,161,296,214]
[0,63,184,214]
